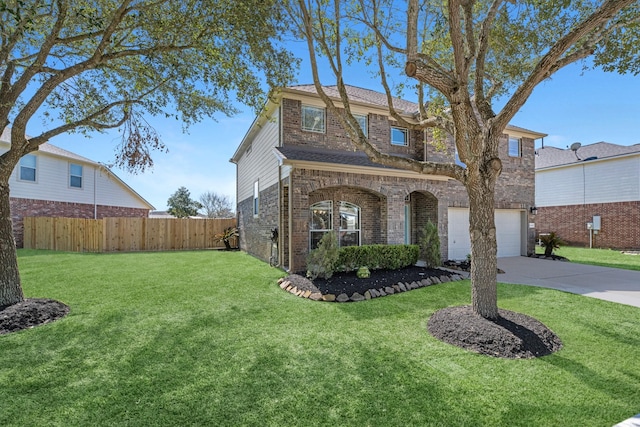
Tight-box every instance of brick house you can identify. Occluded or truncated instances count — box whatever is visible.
[231,85,545,272]
[535,142,640,249]
[1,128,154,247]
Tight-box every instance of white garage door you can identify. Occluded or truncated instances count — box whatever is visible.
[448,208,523,260]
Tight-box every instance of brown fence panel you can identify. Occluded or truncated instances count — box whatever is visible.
[23,217,237,252]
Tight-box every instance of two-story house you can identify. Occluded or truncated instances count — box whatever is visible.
[2,128,154,247]
[535,142,640,249]
[231,85,544,272]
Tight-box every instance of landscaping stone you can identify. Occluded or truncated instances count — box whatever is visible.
[440,275,450,283]
[364,291,371,300]
[309,292,323,301]
[421,278,431,286]
[350,293,365,302]
[336,293,350,302]
[384,286,395,294]
[431,277,441,284]
[322,294,336,302]
[399,283,407,292]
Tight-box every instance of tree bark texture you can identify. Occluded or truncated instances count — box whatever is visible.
[466,158,500,319]
[0,181,23,307]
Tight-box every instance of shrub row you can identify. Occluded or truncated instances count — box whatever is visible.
[338,244,420,272]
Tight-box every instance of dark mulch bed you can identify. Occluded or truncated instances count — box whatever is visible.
[308,265,452,296]
[0,298,69,336]
[428,306,563,359]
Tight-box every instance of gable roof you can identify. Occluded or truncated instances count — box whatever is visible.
[287,84,419,115]
[1,128,154,209]
[232,84,546,163]
[536,142,640,169]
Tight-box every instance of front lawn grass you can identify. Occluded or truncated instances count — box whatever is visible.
[2,249,639,426]
[539,246,640,271]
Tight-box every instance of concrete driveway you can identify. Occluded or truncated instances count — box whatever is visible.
[496,256,640,308]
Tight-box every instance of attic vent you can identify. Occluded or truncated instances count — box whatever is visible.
[583,156,598,161]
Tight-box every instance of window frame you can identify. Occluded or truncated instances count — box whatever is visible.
[309,200,333,250]
[508,136,522,157]
[301,105,326,133]
[354,114,368,137]
[69,163,83,189]
[18,154,37,182]
[391,127,408,146]
[253,180,259,217]
[338,201,360,247]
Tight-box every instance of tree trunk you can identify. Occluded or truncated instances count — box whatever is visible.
[0,181,24,307]
[466,160,501,320]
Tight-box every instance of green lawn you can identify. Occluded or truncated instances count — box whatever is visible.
[2,249,639,426]
[539,246,640,271]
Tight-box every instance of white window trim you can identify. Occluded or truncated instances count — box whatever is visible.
[69,163,83,189]
[253,180,259,217]
[354,114,368,137]
[508,136,522,157]
[391,127,408,146]
[309,200,333,250]
[18,154,37,183]
[301,105,326,133]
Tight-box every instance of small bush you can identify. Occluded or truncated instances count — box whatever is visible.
[418,220,442,267]
[356,266,370,278]
[337,244,419,272]
[306,232,339,280]
[540,232,566,256]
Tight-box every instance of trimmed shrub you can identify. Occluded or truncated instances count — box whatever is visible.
[337,244,419,272]
[418,220,442,267]
[306,231,339,279]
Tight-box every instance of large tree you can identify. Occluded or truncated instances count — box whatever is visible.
[0,0,296,307]
[199,191,234,218]
[167,186,202,218]
[290,0,639,319]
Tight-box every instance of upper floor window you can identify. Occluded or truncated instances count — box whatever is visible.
[19,154,36,182]
[508,137,522,157]
[301,105,325,133]
[354,114,368,137]
[391,127,408,146]
[70,163,83,188]
[253,180,259,217]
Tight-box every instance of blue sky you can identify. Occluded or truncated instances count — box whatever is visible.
[43,50,640,211]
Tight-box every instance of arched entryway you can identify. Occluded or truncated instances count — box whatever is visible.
[405,191,438,245]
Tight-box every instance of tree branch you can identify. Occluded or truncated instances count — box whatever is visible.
[496,0,635,131]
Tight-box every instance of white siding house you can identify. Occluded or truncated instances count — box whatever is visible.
[535,142,640,249]
[1,128,154,247]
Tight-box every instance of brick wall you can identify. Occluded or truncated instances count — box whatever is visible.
[237,183,279,262]
[535,201,640,249]
[10,197,149,248]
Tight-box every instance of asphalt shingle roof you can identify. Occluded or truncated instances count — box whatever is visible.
[288,84,419,115]
[276,145,409,170]
[535,142,640,169]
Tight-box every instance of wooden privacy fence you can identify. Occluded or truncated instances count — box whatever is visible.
[23,217,237,253]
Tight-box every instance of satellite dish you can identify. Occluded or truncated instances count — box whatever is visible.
[570,142,581,151]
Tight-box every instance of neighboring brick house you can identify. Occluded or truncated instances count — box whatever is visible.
[231,85,545,272]
[535,142,640,249]
[1,128,154,247]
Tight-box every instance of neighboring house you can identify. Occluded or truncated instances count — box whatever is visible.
[231,85,545,272]
[535,142,640,249]
[1,128,154,247]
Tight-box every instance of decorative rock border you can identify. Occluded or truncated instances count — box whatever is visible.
[277,273,466,302]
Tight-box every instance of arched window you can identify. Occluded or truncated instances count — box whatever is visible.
[338,201,360,247]
[310,201,332,249]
